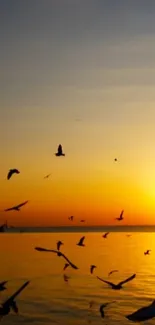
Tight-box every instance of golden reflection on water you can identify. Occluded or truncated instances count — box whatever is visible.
[1,231,155,324]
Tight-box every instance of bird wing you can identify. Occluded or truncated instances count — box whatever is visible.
[7,170,13,180]
[58,144,62,154]
[108,270,118,276]
[97,276,114,287]
[2,281,30,308]
[4,207,14,212]
[35,247,57,253]
[120,210,124,218]
[79,236,85,245]
[61,252,78,269]
[11,301,18,313]
[119,273,136,286]
[16,201,28,208]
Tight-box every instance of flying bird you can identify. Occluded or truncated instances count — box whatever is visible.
[55,144,65,156]
[7,169,20,180]
[77,236,85,247]
[99,301,116,318]
[102,232,109,239]
[116,210,124,221]
[63,274,70,282]
[0,281,29,319]
[0,281,7,291]
[90,265,96,274]
[108,270,118,276]
[68,216,74,221]
[63,263,69,271]
[4,201,28,212]
[44,174,51,179]
[126,300,155,322]
[144,250,151,255]
[97,273,136,290]
[35,247,78,270]
[57,240,63,251]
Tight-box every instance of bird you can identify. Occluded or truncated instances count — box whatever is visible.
[108,270,118,276]
[99,301,116,318]
[68,216,74,221]
[116,210,124,221]
[102,232,109,239]
[0,281,7,291]
[44,173,51,179]
[97,273,136,290]
[63,263,69,271]
[57,240,63,251]
[77,236,85,246]
[90,265,96,274]
[144,250,151,255]
[114,158,118,162]
[63,274,70,282]
[126,234,131,237]
[55,144,65,156]
[35,247,78,269]
[80,219,85,222]
[4,201,28,212]
[7,169,20,180]
[126,300,155,322]
[0,281,29,319]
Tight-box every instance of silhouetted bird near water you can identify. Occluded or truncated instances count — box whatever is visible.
[55,144,65,156]
[4,201,28,212]
[97,273,136,290]
[68,216,74,221]
[108,270,118,276]
[102,232,109,238]
[77,236,85,247]
[7,169,20,180]
[126,300,155,322]
[116,210,124,221]
[90,265,96,274]
[144,250,151,255]
[99,301,116,318]
[44,174,51,179]
[35,247,78,269]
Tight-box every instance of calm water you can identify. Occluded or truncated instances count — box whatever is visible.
[1,231,155,324]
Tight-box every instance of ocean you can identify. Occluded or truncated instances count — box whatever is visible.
[1,229,155,324]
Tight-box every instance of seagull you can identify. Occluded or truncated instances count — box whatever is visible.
[108,270,118,276]
[7,169,20,180]
[144,250,151,255]
[116,210,124,221]
[97,273,136,290]
[126,300,155,322]
[55,144,65,157]
[0,281,29,319]
[35,247,78,269]
[99,301,116,318]
[102,232,109,239]
[4,201,28,212]
[77,236,85,247]
[90,265,97,274]
[44,174,51,179]
[68,216,74,221]
[57,240,63,251]
[63,263,69,271]
[0,282,7,291]
[63,274,70,282]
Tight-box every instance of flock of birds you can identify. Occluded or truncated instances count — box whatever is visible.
[0,144,154,323]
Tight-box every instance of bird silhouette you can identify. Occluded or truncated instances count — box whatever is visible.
[63,263,69,271]
[99,301,116,318]
[77,236,85,246]
[116,210,124,221]
[44,174,51,179]
[7,169,20,180]
[114,158,118,162]
[0,281,7,291]
[35,247,78,269]
[63,274,70,282]
[97,273,136,290]
[108,270,118,276]
[55,144,65,156]
[68,216,74,221]
[126,300,155,322]
[4,201,28,212]
[57,240,63,251]
[144,250,151,255]
[0,281,29,319]
[102,232,109,239]
[80,219,85,222]
[90,265,96,274]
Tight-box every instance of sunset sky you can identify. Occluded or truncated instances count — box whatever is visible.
[1,0,155,226]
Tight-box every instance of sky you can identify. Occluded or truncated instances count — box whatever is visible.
[1,0,155,226]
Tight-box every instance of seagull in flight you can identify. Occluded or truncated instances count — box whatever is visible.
[99,301,116,318]
[0,281,29,319]
[4,201,28,212]
[55,144,65,156]
[0,281,8,291]
[44,174,51,179]
[68,216,74,221]
[144,250,151,255]
[35,247,78,270]
[7,169,20,180]
[108,270,118,276]
[116,210,124,221]
[63,263,69,271]
[126,300,155,322]
[90,265,96,274]
[102,232,109,239]
[57,240,63,251]
[77,236,85,247]
[97,273,136,290]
